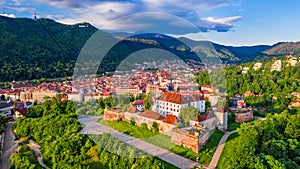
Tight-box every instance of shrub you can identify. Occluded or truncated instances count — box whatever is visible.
[130,117,135,125]
[141,123,148,130]
[152,122,159,133]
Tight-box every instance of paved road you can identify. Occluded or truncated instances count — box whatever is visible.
[0,122,18,169]
[27,140,50,169]
[208,130,237,169]
[79,116,203,169]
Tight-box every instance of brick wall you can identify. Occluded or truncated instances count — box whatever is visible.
[235,110,253,123]
[124,112,176,133]
[168,128,210,153]
[104,110,209,153]
[104,109,125,121]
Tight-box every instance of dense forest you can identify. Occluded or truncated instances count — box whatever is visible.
[196,56,300,110]
[218,110,300,168]
[11,95,176,168]
[0,16,98,81]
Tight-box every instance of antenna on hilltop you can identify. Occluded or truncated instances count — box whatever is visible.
[3,8,6,14]
[34,10,37,20]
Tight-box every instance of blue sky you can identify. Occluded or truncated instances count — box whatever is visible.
[0,0,299,46]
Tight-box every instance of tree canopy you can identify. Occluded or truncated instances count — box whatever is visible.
[12,95,176,168]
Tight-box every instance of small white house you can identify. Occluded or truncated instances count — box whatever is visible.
[133,100,144,111]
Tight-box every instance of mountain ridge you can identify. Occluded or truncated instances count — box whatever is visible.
[0,15,299,81]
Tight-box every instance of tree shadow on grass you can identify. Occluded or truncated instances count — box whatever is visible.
[226,132,239,142]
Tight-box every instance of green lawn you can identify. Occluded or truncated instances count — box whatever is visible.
[100,119,225,166]
[227,122,240,131]
[99,120,158,138]
[217,132,239,169]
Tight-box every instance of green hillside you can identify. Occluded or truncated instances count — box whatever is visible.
[0,16,98,81]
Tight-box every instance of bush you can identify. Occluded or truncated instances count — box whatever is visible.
[141,123,148,130]
[228,113,235,123]
[152,122,159,133]
[130,117,135,125]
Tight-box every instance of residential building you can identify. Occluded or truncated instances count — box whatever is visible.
[271,60,282,72]
[32,91,58,103]
[68,92,84,102]
[133,100,144,111]
[13,108,28,120]
[253,62,263,70]
[244,91,255,97]
[201,85,219,93]
[154,92,205,117]
[0,102,13,118]
[237,100,247,108]
[84,93,101,102]
[242,67,249,74]
[292,100,300,107]
[115,86,140,97]
[146,85,162,98]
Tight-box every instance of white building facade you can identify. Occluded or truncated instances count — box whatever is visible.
[154,92,205,117]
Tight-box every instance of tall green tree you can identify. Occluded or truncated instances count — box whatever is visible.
[178,106,199,127]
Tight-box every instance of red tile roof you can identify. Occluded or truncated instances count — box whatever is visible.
[157,92,204,104]
[140,110,162,120]
[194,113,215,122]
[244,91,254,96]
[127,106,139,113]
[163,115,177,125]
[14,108,28,116]
[133,100,144,105]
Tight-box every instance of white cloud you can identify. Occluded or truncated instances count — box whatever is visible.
[0,13,16,18]
[203,16,242,25]
[40,0,242,33]
[57,2,136,28]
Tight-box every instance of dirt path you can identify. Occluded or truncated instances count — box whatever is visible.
[208,130,237,169]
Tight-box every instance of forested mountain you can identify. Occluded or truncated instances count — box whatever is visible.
[0,16,98,81]
[263,42,300,55]
[0,15,299,82]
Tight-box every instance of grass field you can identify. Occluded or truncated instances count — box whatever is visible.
[99,119,225,165]
[227,122,240,131]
